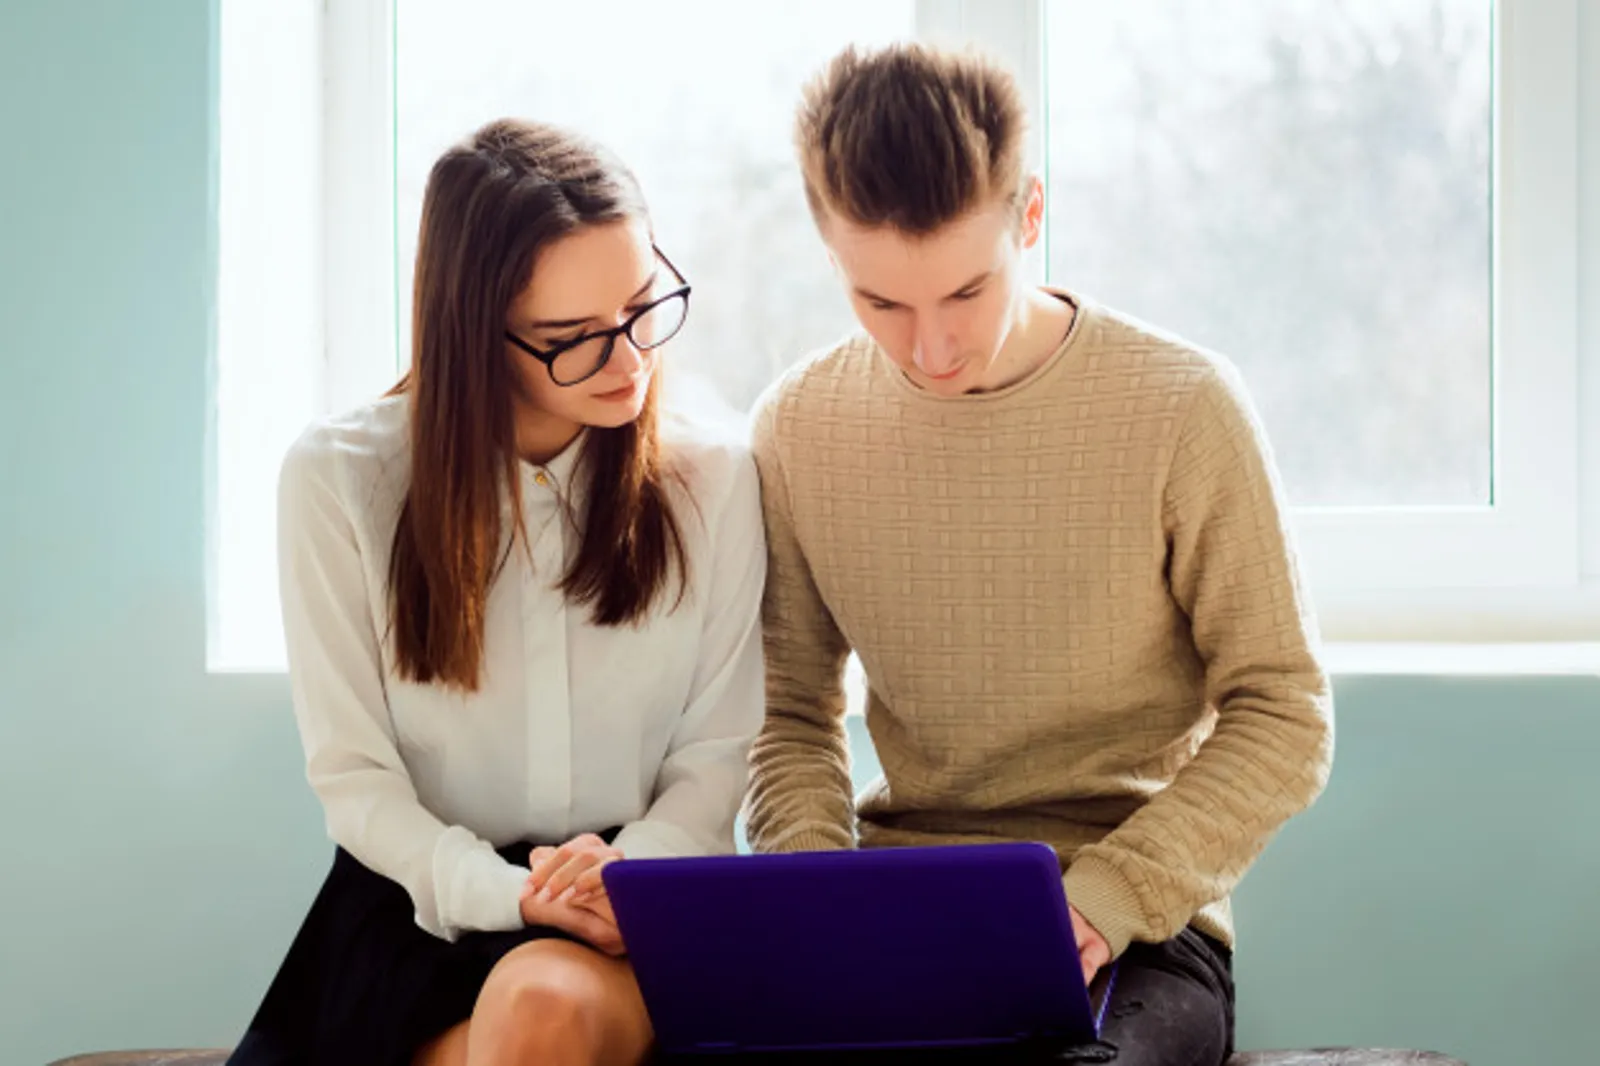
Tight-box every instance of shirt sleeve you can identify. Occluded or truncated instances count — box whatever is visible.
[277,431,530,941]
[610,447,769,859]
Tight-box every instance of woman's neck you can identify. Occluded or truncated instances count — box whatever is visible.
[514,411,583,466]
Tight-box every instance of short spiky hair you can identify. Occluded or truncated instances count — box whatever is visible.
[795,42,1027,235]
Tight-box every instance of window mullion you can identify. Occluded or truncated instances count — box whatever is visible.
[322,0,399,414]
[914,0,1047,286]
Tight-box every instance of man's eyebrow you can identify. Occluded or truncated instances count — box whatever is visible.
[529,271,659,329]
[945,270,993,297]
[853,285,898,305]
[853,270,993,307]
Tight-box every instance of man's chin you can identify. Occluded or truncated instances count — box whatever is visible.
[913,367,975,396]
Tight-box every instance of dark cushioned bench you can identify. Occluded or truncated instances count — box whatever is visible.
[47,1050,1469,1065]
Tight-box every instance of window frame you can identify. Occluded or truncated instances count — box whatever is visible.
[211,0,1593,672]
[920,0,1591,640]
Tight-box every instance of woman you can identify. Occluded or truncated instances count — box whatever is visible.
[229,119,765,1066]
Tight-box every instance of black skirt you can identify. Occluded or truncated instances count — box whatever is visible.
[228,837,606,1066]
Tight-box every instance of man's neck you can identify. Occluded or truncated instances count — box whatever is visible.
[975,288,1076,394]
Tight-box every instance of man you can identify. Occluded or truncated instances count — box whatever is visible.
[745,42,1334,1066]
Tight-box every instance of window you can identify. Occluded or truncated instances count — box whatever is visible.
[1047,0,1493,510]
[1041,0,1588,639]
[213,0,1591,671]
[213,0,409,670]
[1043,2,1580,640]
[212,0,322,671]
[395,0,915,415]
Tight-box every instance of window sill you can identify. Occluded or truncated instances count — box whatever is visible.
[213,645,1600,684]
[837,640,1600,716]
[1323,641,1600,678]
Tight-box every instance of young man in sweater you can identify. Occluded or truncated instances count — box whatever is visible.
[744,43,1335,1065]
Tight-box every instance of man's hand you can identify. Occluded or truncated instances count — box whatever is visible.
[1069,904,1112,986]
[518,886,624,956]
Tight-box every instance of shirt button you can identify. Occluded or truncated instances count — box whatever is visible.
[534,471,550,487]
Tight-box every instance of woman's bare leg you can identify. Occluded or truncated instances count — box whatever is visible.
[413,1020,469,1066]
[451,938,652,1066]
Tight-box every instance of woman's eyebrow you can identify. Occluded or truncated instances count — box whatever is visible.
[529,271,659,329]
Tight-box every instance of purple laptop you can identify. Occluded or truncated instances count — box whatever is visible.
[601,841,1100,1058]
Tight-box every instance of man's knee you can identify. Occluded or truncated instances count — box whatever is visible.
[1096,934,1234,1066]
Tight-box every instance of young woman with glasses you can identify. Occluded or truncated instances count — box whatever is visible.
[227,118,765,1066]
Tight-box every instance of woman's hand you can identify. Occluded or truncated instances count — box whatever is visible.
[519,833,627,955]
[524,832,624,902]
[518,887,625,956]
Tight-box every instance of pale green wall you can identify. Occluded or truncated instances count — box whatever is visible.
[1,3,1596,1065]
[846,676,1600,1066]
[0,4,328,1063]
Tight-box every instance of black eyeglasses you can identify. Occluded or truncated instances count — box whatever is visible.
[505,246,691,387]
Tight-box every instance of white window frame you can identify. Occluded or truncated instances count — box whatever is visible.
[211,0,400,672]
[322,0,401,418]
[211,0,324,672]
[1296,0,1587,641]
[918,0,1590,643]
[212,0,1594,672]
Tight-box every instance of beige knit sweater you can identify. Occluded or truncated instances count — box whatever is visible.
[744,292,1334,958]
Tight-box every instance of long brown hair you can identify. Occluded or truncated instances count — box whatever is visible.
[387,119,687,691]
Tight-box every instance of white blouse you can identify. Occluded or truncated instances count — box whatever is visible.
[276,395,766,940]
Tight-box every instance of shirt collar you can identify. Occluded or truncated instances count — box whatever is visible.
[521,429,588,496]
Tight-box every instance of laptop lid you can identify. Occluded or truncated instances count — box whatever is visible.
[602,841,1098,1057]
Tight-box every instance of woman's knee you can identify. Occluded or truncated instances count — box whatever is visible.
[413,1020,469,1066]
[475,940,613,1057]
[508,979,604,1054]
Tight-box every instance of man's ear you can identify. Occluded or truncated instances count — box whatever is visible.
[1018,175,1045,250]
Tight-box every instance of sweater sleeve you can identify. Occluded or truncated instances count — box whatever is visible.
[742,392,858,853]
[1063,361,1335,958]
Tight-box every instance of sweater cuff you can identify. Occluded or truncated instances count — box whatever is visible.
[1062,853,1147,960]
[765,826,852,854]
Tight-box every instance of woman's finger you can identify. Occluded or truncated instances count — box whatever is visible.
[545,852,600,899]
[570,861,618,900]
[528,844,576,893]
